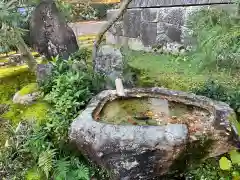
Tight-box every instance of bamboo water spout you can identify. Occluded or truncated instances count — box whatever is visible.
[115,78,125,96]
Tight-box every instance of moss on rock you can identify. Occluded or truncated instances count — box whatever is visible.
[18,83,39,96]
[0,66,35,103]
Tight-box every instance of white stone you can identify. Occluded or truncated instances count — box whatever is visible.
[13,92,41,105]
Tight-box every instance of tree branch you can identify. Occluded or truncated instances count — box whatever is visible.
[92,0,133,69]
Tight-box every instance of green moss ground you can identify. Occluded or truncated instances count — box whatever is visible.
[2,101,50,125]
[0,58,8,63]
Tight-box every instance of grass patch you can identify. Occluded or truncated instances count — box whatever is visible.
[127,51,239,91]
[0,58,8,63]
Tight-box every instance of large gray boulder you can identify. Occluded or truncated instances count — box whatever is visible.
[94,45,124,88]
[94,45,123,77]
[30,0,79,59]
[70,87,237,179]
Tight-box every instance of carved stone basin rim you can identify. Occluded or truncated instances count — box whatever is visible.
[69,87,237,179]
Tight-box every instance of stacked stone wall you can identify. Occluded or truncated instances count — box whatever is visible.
[106,0,234,52]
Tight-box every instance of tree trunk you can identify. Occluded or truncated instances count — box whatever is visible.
[92,0,133,70]
[17,35,37,72]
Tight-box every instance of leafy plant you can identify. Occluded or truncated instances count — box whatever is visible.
[218,150,240,180]
[193,80,240,118]
[185,159,221,180]
[187,8,240,72]
[71,48,91,64]
[56,0,74,22]
[0,0,37,70]
[0,55,108,179]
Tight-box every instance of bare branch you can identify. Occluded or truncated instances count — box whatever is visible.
[92,0,133,69]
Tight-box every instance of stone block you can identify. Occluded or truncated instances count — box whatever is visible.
[157,22,182,43]
[165,24,182,43]
[141,8,159,22]
[123,9,142,38]
[36,63,54,86]
[30,1,79,59]
[140,22,157,46]
[94,45,123,78]
[209,0,233,3]
[162,7,185,26]
[8,54,25,66]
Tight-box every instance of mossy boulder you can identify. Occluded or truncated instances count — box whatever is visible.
[13,83,41,105]
[18,83,39,96]
[0,66,36,104]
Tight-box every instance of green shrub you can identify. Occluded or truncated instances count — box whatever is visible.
[0,56,108,180]
[92,3,118,20]
[71,47,91,64]
[187,8,240,71]
[193,80,240,118]
[185,158,222,180]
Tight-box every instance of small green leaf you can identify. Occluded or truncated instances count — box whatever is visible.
[232,171,240,177]
[230,149,240,165]
[219,157,232,171]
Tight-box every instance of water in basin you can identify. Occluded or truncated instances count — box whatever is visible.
[98,97,211,135]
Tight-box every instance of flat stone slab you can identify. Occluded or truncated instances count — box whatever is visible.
[70,87,237,179]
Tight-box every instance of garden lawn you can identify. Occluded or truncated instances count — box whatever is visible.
[127,51,240,92]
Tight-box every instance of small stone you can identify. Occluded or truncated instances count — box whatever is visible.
[13,92,41,105]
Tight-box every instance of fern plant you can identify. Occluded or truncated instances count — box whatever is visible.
[38,149,56,179]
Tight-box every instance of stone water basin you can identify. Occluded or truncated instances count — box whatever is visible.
[70,87,237,180]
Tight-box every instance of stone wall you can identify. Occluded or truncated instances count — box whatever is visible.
[106,0,234,52]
